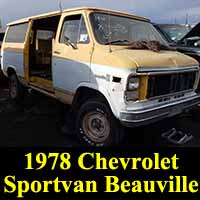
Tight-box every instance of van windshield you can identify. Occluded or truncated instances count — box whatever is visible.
[90,12,169,48]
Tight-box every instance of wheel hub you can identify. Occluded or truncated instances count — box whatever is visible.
[82,111,110,143]
[91,118,105,132]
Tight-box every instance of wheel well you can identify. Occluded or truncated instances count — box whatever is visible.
[7,68,16,77]
[72,87,108,111]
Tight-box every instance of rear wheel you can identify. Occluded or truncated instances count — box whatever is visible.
[8,73,25,103]
[76,98,124,146]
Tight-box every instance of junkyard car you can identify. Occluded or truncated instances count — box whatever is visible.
[154,23,200,63]
[1,7,200,146]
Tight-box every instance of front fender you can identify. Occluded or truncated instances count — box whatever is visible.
[75,82,121,119]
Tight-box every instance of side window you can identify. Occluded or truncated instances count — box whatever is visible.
[60,15,89,44]
[78,16,90,44]
[5,23,28,43]
[36,30,55,40]
[35,30,55,52]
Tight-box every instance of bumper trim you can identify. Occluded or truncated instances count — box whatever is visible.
[120,95,200,127]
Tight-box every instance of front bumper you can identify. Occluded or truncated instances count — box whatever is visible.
[120,95,200,127]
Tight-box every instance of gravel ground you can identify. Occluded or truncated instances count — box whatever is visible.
[0,81,200,147]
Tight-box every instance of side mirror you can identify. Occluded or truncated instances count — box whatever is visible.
[64,35,78,50]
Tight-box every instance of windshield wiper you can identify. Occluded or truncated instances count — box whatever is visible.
[104,39,175,51]
[127,41,175,51]
[105,39,131,45]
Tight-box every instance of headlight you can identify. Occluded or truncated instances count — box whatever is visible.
[125,76,140,101]
[127,76,139,91]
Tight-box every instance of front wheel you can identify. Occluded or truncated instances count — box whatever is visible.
[75,98,124,146]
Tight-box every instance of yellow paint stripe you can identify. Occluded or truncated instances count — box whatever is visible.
[139,75,148,100]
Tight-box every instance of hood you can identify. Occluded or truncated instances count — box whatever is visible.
[112,48,198,68]
[179,23,200,42]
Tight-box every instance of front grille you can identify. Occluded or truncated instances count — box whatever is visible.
[147,71,196,98]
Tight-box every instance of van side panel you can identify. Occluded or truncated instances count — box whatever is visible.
[52,57,90,94]
[3,48,24,77]
[2,23,29,78]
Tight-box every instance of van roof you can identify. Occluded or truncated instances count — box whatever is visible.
[7,7,150,26]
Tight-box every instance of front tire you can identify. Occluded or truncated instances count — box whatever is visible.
[8,73,25,103]
[76,98,124,146]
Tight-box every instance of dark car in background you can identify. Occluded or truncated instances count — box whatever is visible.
[154,23,200,63]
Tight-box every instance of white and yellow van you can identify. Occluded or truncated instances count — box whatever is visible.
[1,7,200,146]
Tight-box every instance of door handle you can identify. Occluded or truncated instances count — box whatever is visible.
[54,51,61,55]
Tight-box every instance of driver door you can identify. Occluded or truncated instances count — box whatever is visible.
[52,12,93,103]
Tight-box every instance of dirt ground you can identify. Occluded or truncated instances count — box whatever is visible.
[0,80,200,147]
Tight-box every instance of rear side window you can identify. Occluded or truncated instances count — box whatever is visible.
[5,23,28,43]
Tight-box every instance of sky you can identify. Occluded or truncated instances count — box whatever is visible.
[0,0,200,28]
